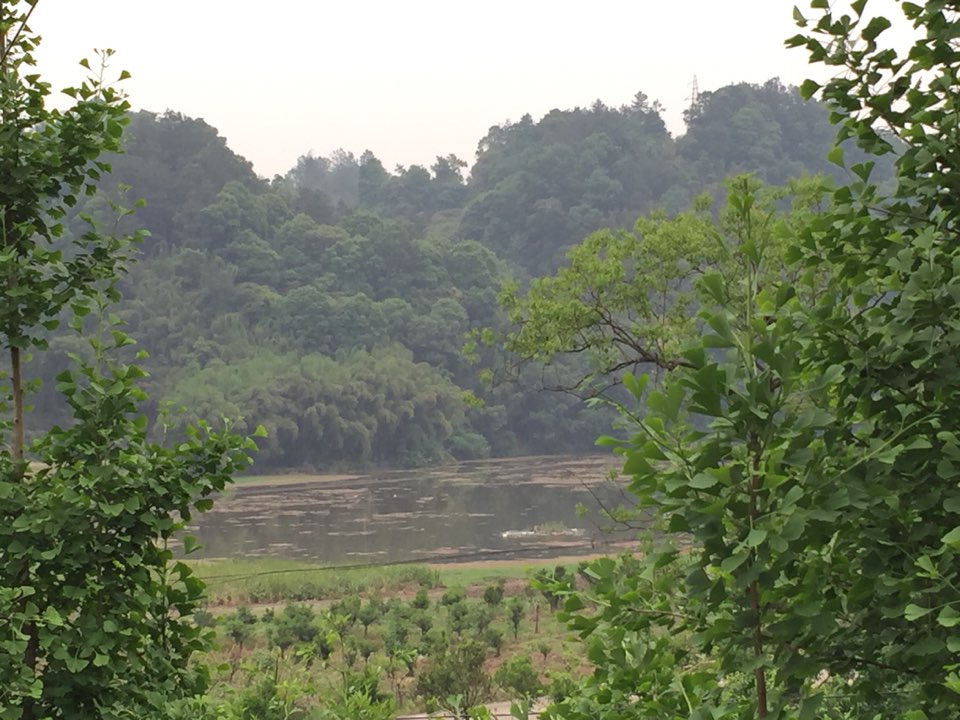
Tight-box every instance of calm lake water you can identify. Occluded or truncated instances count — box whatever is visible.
[186,455,637,564]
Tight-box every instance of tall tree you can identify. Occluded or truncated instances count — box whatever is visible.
[543,2,960,718]
[540,178,835,719]
[493,180,823,397]
[460,98,679,272]
[0,4,257,717]
[102,110,262,248]
[785,0,960,711]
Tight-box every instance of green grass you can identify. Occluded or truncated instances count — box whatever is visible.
[190,554,592,607]
[435,561,569,588]
[190,558,438,605]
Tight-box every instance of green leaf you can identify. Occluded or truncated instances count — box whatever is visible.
[99,502,123,517]
[563,595,585,612]
[638,443,666,465]
[41,606,64,627]
[915,555,937,576]
[795,600,823,618]
[707,312,735,343]
[702,332,734,349]
[182,535,201,555]
[798,693,823,720]
[942,525,960,548]
[64,656,89,673]
[936,605,959,628]
[623,372,650,402]
[745,528,768,547]
[689,472,719,489]
[827,146,844,167]
[904,603,932,621]
[861,15,891,42]
[799,79,820,99]
[699,272,726,303]
[721,552,749,573]
[909,635,943,655]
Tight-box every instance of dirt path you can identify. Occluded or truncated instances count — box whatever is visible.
[427,545,634,573]
[397,699,547,719]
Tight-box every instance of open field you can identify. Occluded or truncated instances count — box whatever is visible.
[432,549,630,587]
[191,558,439,605]
[189,551,628,606]
[197,557,589,718]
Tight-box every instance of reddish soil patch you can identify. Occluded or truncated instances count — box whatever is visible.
[427,544,636,573]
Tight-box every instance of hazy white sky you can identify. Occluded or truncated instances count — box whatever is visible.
[30,1,905,178]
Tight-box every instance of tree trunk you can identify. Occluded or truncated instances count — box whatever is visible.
[750,450,768,718]
[11,345,24,465]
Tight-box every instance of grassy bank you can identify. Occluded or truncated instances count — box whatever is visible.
[191,558,439,605]
[190,555,595,606]
[433,553,609,587]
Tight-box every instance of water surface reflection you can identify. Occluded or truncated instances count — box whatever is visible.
[187,455,636,563]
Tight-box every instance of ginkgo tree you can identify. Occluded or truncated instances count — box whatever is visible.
[0,3,258,718]
[785,0,960,713]
[539,176,843,720]
[540,1,960,718]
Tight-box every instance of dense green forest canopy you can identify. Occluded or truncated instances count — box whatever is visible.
[32,79,881,472]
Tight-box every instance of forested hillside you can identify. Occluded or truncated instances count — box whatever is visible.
[34,78,874,471]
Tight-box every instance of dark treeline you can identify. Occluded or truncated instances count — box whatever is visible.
[29,78,882,471]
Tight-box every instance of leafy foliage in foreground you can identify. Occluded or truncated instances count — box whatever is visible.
[533,1,960,718]
[541,178,837,719]
[495,180,825,397]
[0,4,256,717]
[785,0,960,711]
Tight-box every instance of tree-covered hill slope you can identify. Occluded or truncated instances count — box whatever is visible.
[31,79,882,471]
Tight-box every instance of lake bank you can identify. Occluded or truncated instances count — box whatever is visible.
[190,544,638,607]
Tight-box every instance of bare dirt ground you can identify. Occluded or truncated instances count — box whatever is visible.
[426,546,634,574]
[397,698,548,719]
